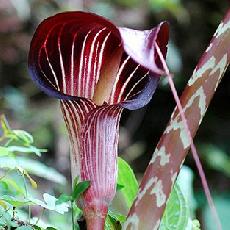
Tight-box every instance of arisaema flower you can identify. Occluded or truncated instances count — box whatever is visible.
[28,11,169,229]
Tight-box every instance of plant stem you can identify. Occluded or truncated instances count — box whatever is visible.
[35,207,45,225]
[72,201,75,230]
[167,74,222,230]
[156,41,221,230]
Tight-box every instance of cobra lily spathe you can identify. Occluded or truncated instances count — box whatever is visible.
[28,11,169,229]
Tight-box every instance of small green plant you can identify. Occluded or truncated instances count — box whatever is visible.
[0,115,70,229]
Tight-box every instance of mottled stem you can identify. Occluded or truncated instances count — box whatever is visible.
[155,40,221,229]
[124,9,230,230]
[167,74,221,230]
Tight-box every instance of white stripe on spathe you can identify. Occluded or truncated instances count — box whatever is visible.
[39,50,58,90]
[71,32,78,96]
[85,27,107,98]
[124,71,149,101]
[42,24,60,91]
[110,56,130,104]
[42,45,60,91]
[58,24,67,94]
[116,64,140,103]
[78,30,93,97]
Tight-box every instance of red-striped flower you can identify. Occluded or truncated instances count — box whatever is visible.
[28,11,169,229]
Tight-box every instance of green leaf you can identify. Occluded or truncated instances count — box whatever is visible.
[0,115,11,135]
[0,146,11,156]
[117,157,138,208]
[29,193,70,214]
[56,194,73,205]
[72,179,90,201]
[108,209,126,223]
[0,180,9,191]
[16,226,34,230]
[0,156,66,184]
[116,183,124,191]
[0,206,9,223]
[105,215,121,230]
[0,200,8,209]
[0,209,12,226]
[74,222,80,230]
[1,178,26,195]
[1,195,32,207]
[7,145,46,157]
[72,202,83,219]
[12,130,34,145]
[32,226,42,230]
[159,183,189,230]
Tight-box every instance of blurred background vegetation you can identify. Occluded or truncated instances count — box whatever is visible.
[0,0,229,229]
